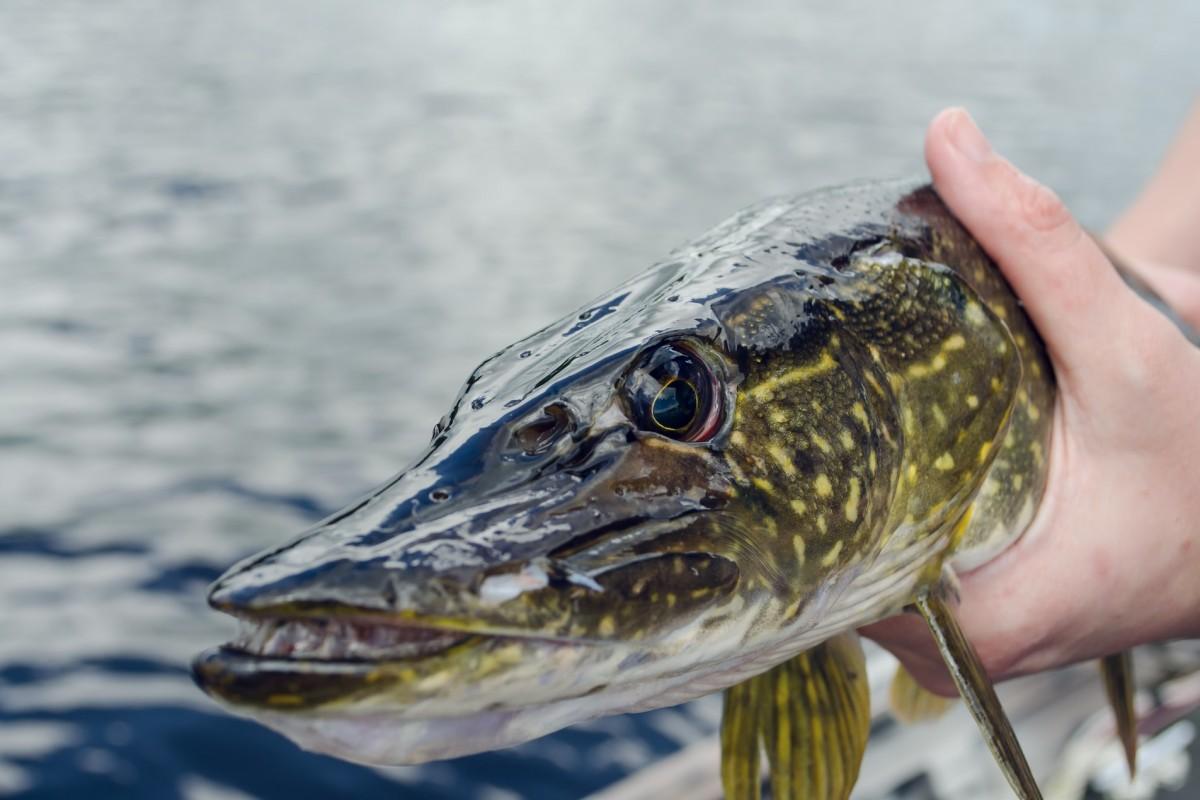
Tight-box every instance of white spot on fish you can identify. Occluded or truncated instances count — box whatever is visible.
[479,563,549,605]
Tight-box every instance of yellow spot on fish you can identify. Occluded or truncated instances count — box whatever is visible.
[811,433,833,454]
[865,372,885,396]
[1030,441,1043,464]
[767,443,797,475]
[852,402,869,428]
[821,540,843,566]
[790,498,808,516]
[931,353,947,371]
[944,334,966,351]
[1027,403,1040,421]
[267,694,303,706]
[839,429,854,450]
[816,514,828,534]
[966,394,979,409]
[793,535,806,564]
[811,399,824,413]
[978,441,992,463]
[730,430,747,446]
[1013,474,1024,490]
[666,593,677,608]
[844,477,861,522]
[966,301,986,326]
[868,451,877,473]
[907,363,929,379]
[903,407,915,433]
[907,463,918,484]
[748,352,836,401]
[814,474,832,497]
[935,452,955,471]
[932,404,947,428]
[770,410,787,424]
[418,671,452,691]
[598,616,615,636]
[991,377,1003,392]
[753,477,775,495]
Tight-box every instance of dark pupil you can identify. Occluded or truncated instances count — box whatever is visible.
[652,379,698,431]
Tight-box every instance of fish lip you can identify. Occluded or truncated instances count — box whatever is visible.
[208,608,599,664]
[192,612,592,712]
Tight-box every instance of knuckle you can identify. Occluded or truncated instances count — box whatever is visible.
[1111,310,1186,395]
[1016,174,1073,235]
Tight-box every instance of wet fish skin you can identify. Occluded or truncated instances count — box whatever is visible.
[192,179,1055,775]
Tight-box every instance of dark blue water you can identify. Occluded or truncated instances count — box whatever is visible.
[2,2,1197,797]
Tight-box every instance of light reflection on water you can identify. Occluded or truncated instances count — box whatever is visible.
[1,2,1197,797]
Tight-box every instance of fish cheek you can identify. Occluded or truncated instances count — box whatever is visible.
[566,552,739,641]
[718,336,902,592]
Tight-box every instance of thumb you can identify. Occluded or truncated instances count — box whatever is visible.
[924,108,1134,378]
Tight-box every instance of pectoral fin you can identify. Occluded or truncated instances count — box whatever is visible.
[914,581,1042,800]
[719,632,871,800]
[1099,651,1138,778]
[889,661,955,723]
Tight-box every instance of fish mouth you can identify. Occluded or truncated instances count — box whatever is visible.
[227,615,475,662]
[192,612,588,712]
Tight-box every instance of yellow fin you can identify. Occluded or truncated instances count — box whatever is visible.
[719,632,870,800]
[889,662,955,723]
[1099,651,1138,778]
[720,676,762,800]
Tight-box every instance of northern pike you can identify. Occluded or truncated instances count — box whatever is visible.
[193,180,1141,799]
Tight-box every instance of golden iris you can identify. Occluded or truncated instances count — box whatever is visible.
[651,378,699,431]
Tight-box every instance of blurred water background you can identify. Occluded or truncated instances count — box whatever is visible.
[1,2,1198,798]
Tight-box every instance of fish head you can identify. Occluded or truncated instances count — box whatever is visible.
[192,217,905,764]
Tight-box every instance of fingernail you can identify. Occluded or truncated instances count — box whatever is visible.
[949,109,992,162]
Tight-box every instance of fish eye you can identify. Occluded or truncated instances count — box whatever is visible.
[626,342,722,442]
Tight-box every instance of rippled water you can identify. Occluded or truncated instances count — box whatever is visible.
[2,2,1197,798]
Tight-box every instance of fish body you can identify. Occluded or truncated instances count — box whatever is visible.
[193,180,1055,789]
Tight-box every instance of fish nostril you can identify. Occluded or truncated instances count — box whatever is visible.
[429,488,451,503]
[513,404,572,456]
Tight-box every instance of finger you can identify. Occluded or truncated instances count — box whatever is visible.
[923,108,1134,376]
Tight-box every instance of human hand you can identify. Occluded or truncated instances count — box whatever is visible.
[1107,100,1200,331]
[861,108,1200,696]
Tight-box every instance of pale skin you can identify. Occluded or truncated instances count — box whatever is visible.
[862,104,1200,696]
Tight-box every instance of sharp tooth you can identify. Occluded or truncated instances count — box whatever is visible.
[317,630,340,659]
[292,621,322,656]
[250,622,274,654]
[263,625,287,656]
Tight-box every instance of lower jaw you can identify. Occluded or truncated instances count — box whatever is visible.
[192,645,410,711]
[191,626,588,712]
